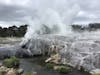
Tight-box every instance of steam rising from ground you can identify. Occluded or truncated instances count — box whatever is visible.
[24,0,80,39]
[19,1,100,73]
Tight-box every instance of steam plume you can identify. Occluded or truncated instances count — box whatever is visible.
[24,0,80,39]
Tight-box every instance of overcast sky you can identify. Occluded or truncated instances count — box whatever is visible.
[0,0,100,27]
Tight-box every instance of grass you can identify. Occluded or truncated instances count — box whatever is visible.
[45,63,54,69]
[56,66,72,73]
[25,72,33,75]
[3,56,20,68]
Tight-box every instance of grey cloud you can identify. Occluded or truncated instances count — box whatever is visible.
[0,4,28,22]
[0,0,100,26]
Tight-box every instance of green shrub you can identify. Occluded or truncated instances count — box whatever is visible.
[57,66,71,73]
[93,73,100,75]
[25,72,32,75]
[45,63,54,69]
[3,56,20,68]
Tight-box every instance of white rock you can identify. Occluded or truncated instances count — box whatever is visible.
[17,68,24,74]
[32,72,37,75]
[0,63,2,67]
[6,68,16,75]
[90,69,100,74]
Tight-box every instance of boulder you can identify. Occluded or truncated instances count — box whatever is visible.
[0,66,8,72]
[17,68,24,74]
[45,54,61,64]
[90,69,100,74]
[6,68,16,75]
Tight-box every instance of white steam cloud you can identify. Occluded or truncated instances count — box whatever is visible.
[24,0,80,39]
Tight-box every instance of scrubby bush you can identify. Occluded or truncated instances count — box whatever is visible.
[0,25,27,37]
[3,56,20,68]
[25,72,33,75]
[56,66,71,73]
[45,63,54,69]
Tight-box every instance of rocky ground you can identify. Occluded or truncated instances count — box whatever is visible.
[0,65,23,75]
[0,32,100,75]
[0,37,22,47]
[20,31,100,74]
[0,37,90,75]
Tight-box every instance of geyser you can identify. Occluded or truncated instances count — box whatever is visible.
[24,0,80,40]
[21,0,100,74]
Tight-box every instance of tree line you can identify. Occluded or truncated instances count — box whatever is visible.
[0,25,27,37]
[0,23,100,37]
[71,23,100,31]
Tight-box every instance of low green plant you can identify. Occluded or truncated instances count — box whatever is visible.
[25,72,33,75]
[3,56,20,68]
[57,66,71,73]
[45,63,54,69]
[93,73,100,75]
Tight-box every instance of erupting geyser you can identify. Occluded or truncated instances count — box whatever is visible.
[20,0,100,74]
[24,0,80,39]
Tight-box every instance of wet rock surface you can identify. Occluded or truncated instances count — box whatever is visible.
[0,32,100,74]
[20,33,100,74]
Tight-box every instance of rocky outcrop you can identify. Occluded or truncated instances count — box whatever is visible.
[20,34,100,74]
[6,68,16,75]
[0,33,100,74]
[90,69,100,75]
[0,45,33,59]
[45,54,61,64]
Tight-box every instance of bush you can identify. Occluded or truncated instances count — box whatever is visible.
[25,72,32,75]
[3,56,20,68]
[57,66,71,73]
[45,63,54,69]
[93,74,100,75]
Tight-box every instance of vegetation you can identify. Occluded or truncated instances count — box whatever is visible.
[0,25,27,37]
[3,56,20,68]
[56,66,71,73]
[45,63,54,69]
[93,73,100,75]
[0,23,100,37]
[71,23,100,31]
[25,72,33,75]
[45,62,72,73]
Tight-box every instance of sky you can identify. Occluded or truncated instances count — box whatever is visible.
[0,0,100,27]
